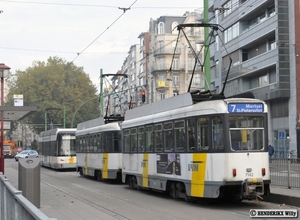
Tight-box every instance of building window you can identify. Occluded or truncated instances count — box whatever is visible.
[190,27,195,36]
[159,41,164,53]
[223,0,240,17]
[158,22,164,34]
[268,5,275,17]
[172,58,179,70]
[188,40,195,53]
[159,74,165,81]
[160,92,165,100]
[224,23,239,43]
[140,51,144,59]
[140,64,144,73]
[173,75,179,87]
[171,22,178,34]
[268,38,276,50]
[159,58,164,69]
[173,90,179,96]
[188,58,193,70]
[259,75,268,87]
[258,11,266,23]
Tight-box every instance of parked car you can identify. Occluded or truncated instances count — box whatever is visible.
[14,150,39,161]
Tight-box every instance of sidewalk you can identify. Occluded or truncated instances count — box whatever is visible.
[264,185,300,207]
[4,165,118,220]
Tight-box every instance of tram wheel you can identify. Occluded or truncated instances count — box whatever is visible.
[96,171,102,181]
[169,182,177,198]
[128,176,137,188]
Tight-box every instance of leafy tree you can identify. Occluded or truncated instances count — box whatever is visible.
[6,56,100,133]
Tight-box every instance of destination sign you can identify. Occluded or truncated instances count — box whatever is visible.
[228,103,264,113]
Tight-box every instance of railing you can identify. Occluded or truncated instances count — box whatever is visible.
[0,173,56,220]
[270,158,300,188]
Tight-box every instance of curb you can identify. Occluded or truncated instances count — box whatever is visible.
[262,194,300,207]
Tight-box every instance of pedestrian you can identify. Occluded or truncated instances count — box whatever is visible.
[268,144,274,162]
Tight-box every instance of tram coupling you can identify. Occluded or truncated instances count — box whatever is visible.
[241,178,264,199]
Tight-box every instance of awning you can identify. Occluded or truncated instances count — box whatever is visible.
[0,106,37,121]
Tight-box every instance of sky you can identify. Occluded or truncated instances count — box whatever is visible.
[0,0,203,91]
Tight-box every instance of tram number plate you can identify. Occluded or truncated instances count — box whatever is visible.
[246,173,253,177]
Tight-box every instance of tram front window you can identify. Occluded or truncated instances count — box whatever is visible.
[229,116,264,151]
[59,134,76,156]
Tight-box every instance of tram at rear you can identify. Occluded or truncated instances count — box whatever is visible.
[76,116,123,181]
[121,93,270,201]
[39,128,77,170]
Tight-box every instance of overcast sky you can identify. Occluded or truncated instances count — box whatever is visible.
[0,0,202,91]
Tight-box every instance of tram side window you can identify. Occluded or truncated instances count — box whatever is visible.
[88,135,93,153]
[70,136,76,156]
[76,138,80,153]
[50,139,56,156]
[86,135,90,153]
[174,120,185,152]
[145,125,154,152]
[104,133,113,153]
[187,118,196,151]
[163,122,174,152]
[212,116,224,151]
[197,117,209,151]
[123,129,130,153]
[78,137,83,153]
[97,133,102,153]
[92,135,97,152]
[90,135,94,152]
[113,132,119,152]
[137,127,145,152]
[82,138,86,153]
[154,124,163,152]
[131,128,137,152]
[45,141,51,156]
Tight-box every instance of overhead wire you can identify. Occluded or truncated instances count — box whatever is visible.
[70,0,138,63]
[0,1,244,59]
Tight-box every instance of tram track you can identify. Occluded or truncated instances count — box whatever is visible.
[41,173,178,220]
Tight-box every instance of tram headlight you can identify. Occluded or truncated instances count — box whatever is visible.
[262,168,266,176]
[233,168,237,177]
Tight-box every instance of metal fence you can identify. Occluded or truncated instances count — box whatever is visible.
[0,173,56,220]
[270,158,300,188]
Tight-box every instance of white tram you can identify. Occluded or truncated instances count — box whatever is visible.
[122,92,270,201]
[39,128,77,169]
[76,117,123,181]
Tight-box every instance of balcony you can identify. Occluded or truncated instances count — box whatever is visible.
[222,49,278,79]
[154,48,181,56]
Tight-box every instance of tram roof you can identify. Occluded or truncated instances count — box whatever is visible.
[76,117,105,131]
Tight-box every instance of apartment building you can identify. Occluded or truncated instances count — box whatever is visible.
[111,11,204,112]
[208,0,299,158]
[148,11,205,102]
[110,44,140,115]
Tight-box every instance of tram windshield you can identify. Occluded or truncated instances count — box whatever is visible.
[229,116,264,151]
[58,134,76,156]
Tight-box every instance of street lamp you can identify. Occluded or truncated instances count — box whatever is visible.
[0,63,10,174]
